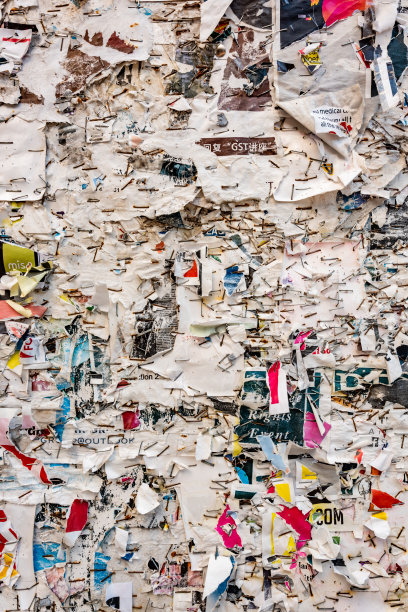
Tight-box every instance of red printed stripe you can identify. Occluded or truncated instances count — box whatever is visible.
[1,443,51,484]
[66,499,88,533]
[2,37,30,43]
[268,361,280,404]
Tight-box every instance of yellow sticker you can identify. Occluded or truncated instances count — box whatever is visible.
[3,242,35,274]
[7,351,20,370]
[275,482,292,503]
[284,535,296,555]
[301,465,317,480]
[233,433,242,457]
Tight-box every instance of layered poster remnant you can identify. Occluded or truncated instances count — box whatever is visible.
[0,0,407,610]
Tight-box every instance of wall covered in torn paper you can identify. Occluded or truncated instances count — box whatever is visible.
[0,0,407,610]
